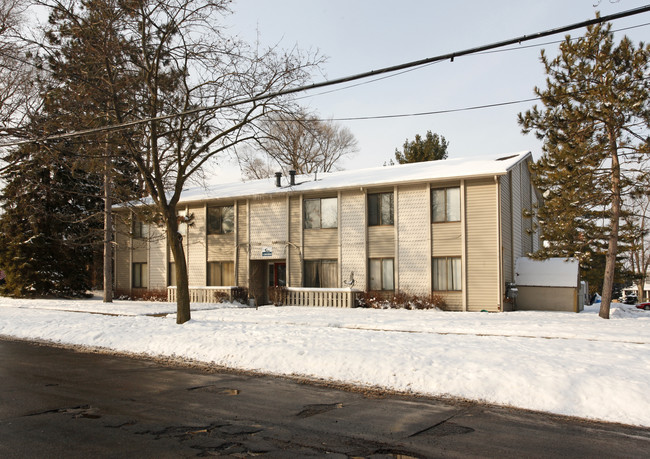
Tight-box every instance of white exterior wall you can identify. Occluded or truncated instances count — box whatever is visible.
[340,190,367,291]
[148,224,167,289]
[397,184,431,296]
[249,197,287,260]
[187,205,206,286]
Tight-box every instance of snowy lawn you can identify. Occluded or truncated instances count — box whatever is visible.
[1,295,649,427]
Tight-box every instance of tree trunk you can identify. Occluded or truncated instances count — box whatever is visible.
[599,137,622,319]
[166,216,191,324]
[103,153,113,303]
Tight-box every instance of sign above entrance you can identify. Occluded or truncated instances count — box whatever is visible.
[261,247,273,257]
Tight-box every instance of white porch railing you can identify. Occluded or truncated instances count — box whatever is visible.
[285,287,361,308]
[167,286,238,303]
[167,286,361,308]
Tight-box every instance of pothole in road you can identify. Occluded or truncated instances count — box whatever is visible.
[186,385,240,395]
[296,402,344,419]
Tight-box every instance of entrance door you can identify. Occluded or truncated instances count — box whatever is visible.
[268,262,287,287]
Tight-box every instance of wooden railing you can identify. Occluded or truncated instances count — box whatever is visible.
[285,287,361,308]
[167,286,238,303]
[167,286,361,308]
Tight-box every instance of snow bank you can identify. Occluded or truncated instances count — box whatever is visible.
[1,296,649,427]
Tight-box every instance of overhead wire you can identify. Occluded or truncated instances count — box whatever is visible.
[1,4,649,148]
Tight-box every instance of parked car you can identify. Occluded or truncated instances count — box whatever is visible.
[623,295,638,305]
[636,302,650,311]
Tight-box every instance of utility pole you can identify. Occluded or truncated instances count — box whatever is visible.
[103,142,113,303]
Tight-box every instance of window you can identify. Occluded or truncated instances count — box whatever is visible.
[207,261,235,286]
[304,260,338,288]
[132,218,148,238]
[207,206,234,234]
[168,262,176,287]
[132,262,148,288]
[304,197,337,229]
[368,192,394,226]
[431,187,461,222]
[433,257,461,291]
[369,258,394,291]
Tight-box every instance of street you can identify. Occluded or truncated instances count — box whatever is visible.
[1,338,649,458]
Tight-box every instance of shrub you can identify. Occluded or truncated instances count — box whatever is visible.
[358,290,446,310]
[268,286,288,306]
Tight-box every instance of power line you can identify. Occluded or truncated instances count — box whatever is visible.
[1,4,650,148]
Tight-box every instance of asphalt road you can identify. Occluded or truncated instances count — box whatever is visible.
[1,338,649,458]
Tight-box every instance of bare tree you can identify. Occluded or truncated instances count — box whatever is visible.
[40,0,322,323]
[239,110,358,179]
[0,0,38,142]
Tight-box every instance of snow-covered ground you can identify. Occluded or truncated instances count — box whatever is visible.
[1,295,649,427]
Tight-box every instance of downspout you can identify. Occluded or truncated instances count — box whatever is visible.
[394,185,399,293]
[286,195,290,286]
[234,201,239,286]
[495,175,503,311]
[460,180,467,311]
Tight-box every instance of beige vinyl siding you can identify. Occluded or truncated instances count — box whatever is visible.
[304,228,338,259]
[289,196,302,287]
[186,205,206,286]
[431,222,462,257]
[340,190,367,290]
[466,179,500,311]
[521,162,533,255]
[236,200,248,287]
[500,173,514,283]
[149,224,167,289]
[114,213,131,291]
[208,233,235,260]
[440,291,463,310]
[368,225,394,258]
[397,184,431,296]
[249,197,287,260]
[511,164,523,261]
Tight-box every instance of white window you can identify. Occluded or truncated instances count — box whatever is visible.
[207,206,234,234]
[304,260,338,288]
[369,258,394,291]
[432,187,461,222]
[433,257,461,291]
[207,261,235,286]
[304,197,337,229]
[368,192,394,226]
[132,262,148,288]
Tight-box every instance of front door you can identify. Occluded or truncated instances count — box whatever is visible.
[268,262,287,287]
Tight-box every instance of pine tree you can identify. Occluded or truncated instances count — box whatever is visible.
[0,137,102,296]
[0,0,140,297]
[394,131,449,164]
[519,20,650,318]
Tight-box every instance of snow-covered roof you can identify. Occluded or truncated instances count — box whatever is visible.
[174,151,531,205]
[515,257,580,288]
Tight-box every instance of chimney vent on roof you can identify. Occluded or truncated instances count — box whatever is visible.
[289,170,296,186]
[275,172,282,187]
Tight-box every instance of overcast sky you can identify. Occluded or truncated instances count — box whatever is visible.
[203,0,650,181]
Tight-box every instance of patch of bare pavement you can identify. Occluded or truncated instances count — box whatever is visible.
[1,337,649,458]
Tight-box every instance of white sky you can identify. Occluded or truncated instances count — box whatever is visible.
[205,0,650,181]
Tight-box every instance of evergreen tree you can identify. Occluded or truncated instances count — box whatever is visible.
[394,131,449,164]
[0,136,102,296]
[518,20,650,318]
[0,0,139,297]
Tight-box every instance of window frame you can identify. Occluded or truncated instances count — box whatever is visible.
[132,262,148,288]
[132,218,147,239]
[368,192,394,226]
[431,186,461,223]
[207,261,235,287]
[432,256,462,291]
[368,258,395,291]
[303,197,338,229]
[303,259,338,288]
[207,205,235,235]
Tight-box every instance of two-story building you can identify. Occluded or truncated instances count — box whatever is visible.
[114,151,541,311]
